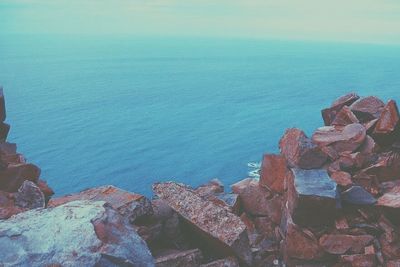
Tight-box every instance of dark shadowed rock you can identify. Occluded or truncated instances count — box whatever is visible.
[279,128,327,169]
[377,184,400,208]
[0,122,10,142]
[155,249,203,267]
[373,100,400,145]
[0,142,16,155]
[49,185,153,223]
[0,87,5,122]
[319,234,374,254]
[200,257,239,267]
[321,93,360,125]
[260,154,289,193]
[0,190,24,219]
[153,182,253,266]
[37,179,55,202]
[0,200,155,267]
[14,180,45,209]
[331,106,359,126]
[387,260,400,267]
[350,96,385,122]
[341,186,377,205]
[0,163,41,192]
[360,152,400,182]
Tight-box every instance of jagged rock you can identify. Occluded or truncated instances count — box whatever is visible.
[378,215,398,243]
[49,185,153,223]
[0,163,41,192]
[373,100,400,145]
[214,193,241,214]
[155,249,203,267]
[329,171,353,187]
[350,96,385,122]
[312,123,366,153]
[37,179,54,202]
[14,180,45,209]
[321,93,360,125]
[153,182,253,266]
[0,86,5,122]
[0,190,24,219]
[319,234,374,254]
[195,179,224,198]
[0,122,10,141]
[0,142,16,155]
[0,200,155,267]
[200,257,239,267]
[253,216,276,240]
[341,186,377,205]
[260,154,290,193]
[279,128,327,169]
[379,235,400,260]
[339,254,377,267]
[358,135,378,155]
[360,152,400,182]
[287,168,338,227]
[331,106,359,126]
[377,184,400,208]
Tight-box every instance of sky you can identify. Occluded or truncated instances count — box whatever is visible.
[1,0,400,44]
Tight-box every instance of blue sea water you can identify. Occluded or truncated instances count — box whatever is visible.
[0,35,399,196]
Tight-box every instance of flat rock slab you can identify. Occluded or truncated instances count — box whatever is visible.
[153,182,252,266]
[319,234,374,254]
[155,249,203,267]
[0,200,155,267]
[49,185,153,223]
[292,168,337,199]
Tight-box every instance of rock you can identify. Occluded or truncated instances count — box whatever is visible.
[0,142,16,155]
[360,152,400,182]
[14,180,45,209]
[312,123,366,153]
[0,200,155,266]
[231,178,256,194]
[0,122,10,141]
[350,96,385,122]
[37,179,55,201]
[335,216,350,230]
[331,106,359,126]
[260,154,289,193]
[379,235,400,260]
[339,254,377,267]
[0,86,5,122]
[0,190,24,219]
[49,185,153,223]
[357,135,378,155]
[377,184,400,208]
[195,179,224,198]
[287,168,338,227]
[253,216,276,240]
[319,234,374,254]
[155,249,203,267]
[0,163,41,192]
[153,182,253,266]
[200,257,239,267]
[341,186,377,205]
[321,93,360,125]
[214,193,241,214]
[329,171,353,187]
[378,215,398,243]
[373,100,400,145]
[387,260,400,267]
[279,128,327,169]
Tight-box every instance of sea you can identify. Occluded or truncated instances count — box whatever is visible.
[1,34,399,196]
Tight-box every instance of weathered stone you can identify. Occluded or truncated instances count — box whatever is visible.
[312,123,366,153]
[357,135,378,155]
[387,260,400,267]
[0,200,155,266]
[153,182,253,265]
[0,87,5,122]
[214,193,241,214]
[253,216,276,240]
[319,234,374,254]
[260,154,289,193]
[231,178,255,194]
[49,185,153,223]
[155,249,203,267]
[279,128,327,169]
[14,180,45,209]
[364,244,375,254]
[331,106,359,126]
[380,235,400,260]
[321,93,360,125]
[373,99,400,145]
[329,171,353,187]
[352,172,380,196]
[340,254,376,267]
[377,184,400,208]
[0,122,10,141]
[350,96,385,122]
[378,215,398,243]
[360,152,400,182]
[341,186,377,205]
[288,168,338,227]
[0,163,41,192]
[0,190,24,219]
[195,179,224,198]
[200,257,239,267]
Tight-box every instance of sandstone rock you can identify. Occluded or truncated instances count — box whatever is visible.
[155,249,203,267]
[0,122,10,141]
[373,100,400,145]
[340,186,377,205]
[14,180,45,209]
[260,154,289,193]
[279,128,327,169]
[329,171,353,187]
[331,106,359,126]
[350,96,385,122]
[200,257,239,267]
[0,200,155,266]
[153,182,253,265]
[321,93,360,125]
[0,87,5,122]
[319,234,374,254]
[0,163,41,192]
[49,185,153,223]
[340,254,376,267]
[287,168,338,227]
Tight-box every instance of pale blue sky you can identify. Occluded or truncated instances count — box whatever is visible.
[1,0,400,44]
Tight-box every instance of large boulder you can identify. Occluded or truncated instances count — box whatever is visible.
[350,96,385,122]
[0,163,41,192]
[0,200,155,267]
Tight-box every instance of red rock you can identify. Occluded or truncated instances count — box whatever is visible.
[213,193,241,214]
[340,254,376,267]
[373,100,400,145]
[0,190,24,219]
[364,244,375,254]
[253,216,276,240]
[0,87,5,122]
[153,182,253,265]
[195,179,224,198]
[0,142,16,155]
[335,216,350,230]
[0,122,10,142]
[357,135,378,155]
[0,163,41,192]
[279,128,327,169]
[329,171,353,186]
[378,215,398,244]
[200,257,239,267]
[350,96,385,122]
[49,185,153,223]
[387,260,400,267]
[155,249,203,267]
[361,152,400,182]
[319,234,374,254]
[37,179,54,200]
[377,184,400,208]
[260,154,290,193]
[231,178,255,194]
[331,106,359,126]
[380,235,400,259]
[321,93,360,125]
[363,118,378,133]
[351,172,380,196]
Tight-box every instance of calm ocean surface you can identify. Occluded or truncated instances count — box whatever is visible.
[1,35,399,196]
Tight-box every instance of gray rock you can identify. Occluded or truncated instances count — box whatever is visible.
[155,249,203,267]
[0,200,155,267]
[341,186,377,205]
[14,180,45,209]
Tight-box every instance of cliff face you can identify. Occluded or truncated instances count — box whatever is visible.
[1,88,400,267]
